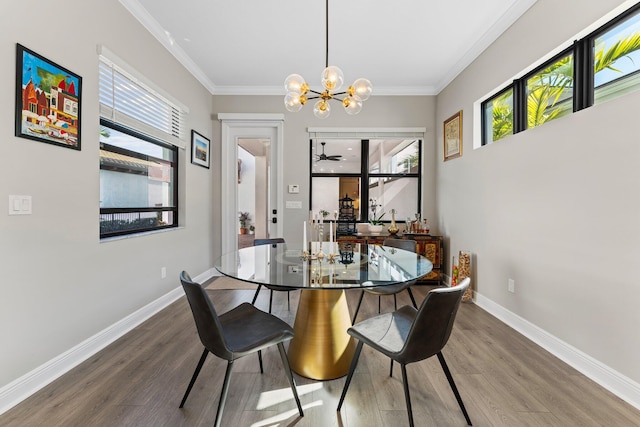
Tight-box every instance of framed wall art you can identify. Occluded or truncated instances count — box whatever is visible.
[191,129,210,168]
[443,110,462,161]
[15,44,82,150]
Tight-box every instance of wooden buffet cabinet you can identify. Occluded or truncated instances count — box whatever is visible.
[336,232,444,285]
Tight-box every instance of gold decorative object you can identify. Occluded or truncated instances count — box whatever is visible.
[388,208,399,235]
[458,250,473,302]
[288,290,356,379]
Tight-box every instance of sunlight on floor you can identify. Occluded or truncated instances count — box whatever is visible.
[250,400,324,427]
[256,382,323,409]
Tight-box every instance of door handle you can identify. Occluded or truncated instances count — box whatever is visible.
[272,217,277,223]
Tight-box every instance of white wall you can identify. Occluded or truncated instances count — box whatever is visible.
[436,0,640,389]
[1,0,216,391]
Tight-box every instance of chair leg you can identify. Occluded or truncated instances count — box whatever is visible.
[251,284,262,305]
[287,291,291,311]
[352,291,365,324]
[277,342,304,417]
[268,290,274,314]
[393,294,398,310]
[378,295,382,313]
[179,348,208,408]
[437,352,472,426]
[407,287,418,308]
[337,341,364,411]
[389,359,394,377]
[400,363,415,427]
[258,350,263,374]
[214,360,235,427]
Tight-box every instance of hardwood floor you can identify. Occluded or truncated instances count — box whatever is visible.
[2,286,639,426]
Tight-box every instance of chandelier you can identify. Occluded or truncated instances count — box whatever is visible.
[283,0,372,119]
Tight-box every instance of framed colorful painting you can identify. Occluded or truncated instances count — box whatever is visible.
[15,44,82,150]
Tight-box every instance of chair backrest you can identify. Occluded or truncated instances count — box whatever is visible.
[383,238,416,253]
[254,238,285,246]
[399,277,470,364]
[180,271,232,360]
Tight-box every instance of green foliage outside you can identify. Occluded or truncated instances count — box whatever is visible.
[489,30,640,143]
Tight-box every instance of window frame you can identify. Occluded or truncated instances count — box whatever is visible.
[309,138,422,223]
[481,86,514,145]
[481,2,640,145]
[99,119,179,239]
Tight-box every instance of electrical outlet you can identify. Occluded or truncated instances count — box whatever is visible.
[161,267,167,279]
[508,278,515,293]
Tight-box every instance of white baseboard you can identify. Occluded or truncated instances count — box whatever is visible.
[0,273,211,415]
[474,291,640,411]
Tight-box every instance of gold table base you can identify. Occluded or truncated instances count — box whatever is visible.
[288,289,356,380]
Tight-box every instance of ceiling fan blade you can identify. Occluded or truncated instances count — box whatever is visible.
[327,155,342,160]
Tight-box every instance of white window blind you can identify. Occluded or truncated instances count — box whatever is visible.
[98,46,188,149]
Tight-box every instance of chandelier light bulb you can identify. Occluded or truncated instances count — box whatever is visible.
[321,66,344,91]
[343,95,363,115]
[285,74,308,94]
[284,92,304,112]
[313,99,331,119]
[351,78,373,101]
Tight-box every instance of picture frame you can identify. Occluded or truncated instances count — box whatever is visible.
[15,44,82,150]
[191,129,210,168]
[443,110,462,161]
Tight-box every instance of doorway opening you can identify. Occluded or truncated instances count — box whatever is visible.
[237,138,271,248]
[218,114,284,256]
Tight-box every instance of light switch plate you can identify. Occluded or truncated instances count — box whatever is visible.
[9,195,32,215]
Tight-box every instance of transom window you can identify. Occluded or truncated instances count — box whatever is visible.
[481,3,640,145]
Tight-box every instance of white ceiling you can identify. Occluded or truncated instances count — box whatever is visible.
[121,0,537,96]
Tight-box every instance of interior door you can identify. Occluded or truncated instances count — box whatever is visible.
[219,114,284,256]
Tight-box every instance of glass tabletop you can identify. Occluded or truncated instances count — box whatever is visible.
[214,242,433,290]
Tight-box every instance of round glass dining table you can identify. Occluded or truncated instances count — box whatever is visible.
[215,242,433,380]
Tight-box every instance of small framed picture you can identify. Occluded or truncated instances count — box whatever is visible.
[443,110,462,161]
[15,44,82,150]
[191,129,210,168]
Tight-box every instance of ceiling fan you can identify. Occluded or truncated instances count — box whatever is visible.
[315,142,342,162]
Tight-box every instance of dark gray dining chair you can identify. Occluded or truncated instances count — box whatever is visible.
[338,278,472,427]
[251,238,295,313]
[179,271,304,427]
[351,238,419,323]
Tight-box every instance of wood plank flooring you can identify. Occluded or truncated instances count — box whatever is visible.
[2,285,639,426]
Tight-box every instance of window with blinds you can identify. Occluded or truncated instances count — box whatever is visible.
[98,47,184,238]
